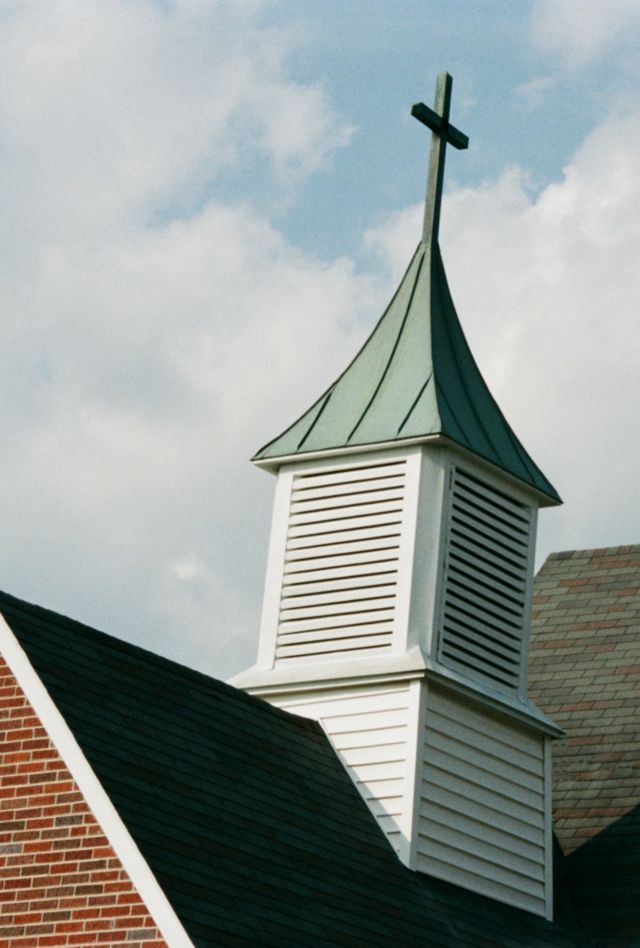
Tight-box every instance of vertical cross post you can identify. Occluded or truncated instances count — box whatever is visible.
[412,73,468,247]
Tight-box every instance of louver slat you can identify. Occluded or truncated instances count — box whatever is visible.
[283,562,399,583]
[291,503,401,537]
[444,578,522,625]
[452,474,530,521]
[439,468,532,692]
[279,610,395,634]
[286,537,400,559]
[450,518,525,567]
[282,574,397,596]
[448,537,523,585]
[289,503,403,527]
[293,474,406,501]
[447,551,526,596]
[275,460,407,664]
[287,523,401,547]
[284,550,400,575]
[280,598,396,620]
[292,462,407,490]
[280,582,397,609]
[447,597,522,643]
[290,488,405,513]
[450,506,528,556]
[277,624,395,645]
[439,620,518,664]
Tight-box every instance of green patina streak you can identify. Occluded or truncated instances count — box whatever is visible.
[253,74,560,505]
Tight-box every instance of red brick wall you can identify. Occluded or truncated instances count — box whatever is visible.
[0,656,168,947]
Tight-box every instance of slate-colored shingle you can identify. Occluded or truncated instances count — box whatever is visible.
[529,545,640,942]
[0,588,595,947]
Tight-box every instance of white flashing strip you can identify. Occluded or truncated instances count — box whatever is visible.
[424,660,563,737]
[232,646,561,734]
[230,645,428,691]
[234,652,562,737]
[0,615,194,948]
[252,435,559,508]
[252,435,441,472]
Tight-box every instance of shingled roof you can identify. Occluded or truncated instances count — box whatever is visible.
[529,545,640,944]
[0,588,595,947]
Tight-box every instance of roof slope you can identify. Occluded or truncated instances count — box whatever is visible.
[529,545,640,943]
[254,243,560,504]
[1,589,593,947]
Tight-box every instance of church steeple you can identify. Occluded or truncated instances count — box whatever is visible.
[235,74,561,921]
[253,74,559,506]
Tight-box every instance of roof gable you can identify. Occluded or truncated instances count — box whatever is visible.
[0,650,173,946]
[1,588,594,946]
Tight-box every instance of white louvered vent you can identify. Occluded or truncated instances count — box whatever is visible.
[275,459,408,664]
[439,467,533,692]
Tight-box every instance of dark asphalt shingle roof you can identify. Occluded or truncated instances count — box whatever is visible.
[2,588,595,947]
[529,545,640,943]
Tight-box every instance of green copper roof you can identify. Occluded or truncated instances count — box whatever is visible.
[253,74,560,505]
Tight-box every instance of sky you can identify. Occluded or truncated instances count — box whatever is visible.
[0,0,639,679]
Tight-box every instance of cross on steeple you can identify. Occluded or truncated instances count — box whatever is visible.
[412,72,468,246]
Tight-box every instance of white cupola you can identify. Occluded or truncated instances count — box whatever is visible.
[232,73,562,920]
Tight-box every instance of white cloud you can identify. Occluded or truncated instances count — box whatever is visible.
[530,0,640,68]
[0,0,350,238]
[362,104,640,569]
[0,0,366,678]
[513,75,558,110]
[1,0,639,684]
[438,109,640,564]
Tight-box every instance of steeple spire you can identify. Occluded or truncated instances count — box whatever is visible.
[411,72,468,246]
[238,74,561,920]
[252,73,559,506]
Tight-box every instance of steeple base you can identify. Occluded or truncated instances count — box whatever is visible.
[238,668,555,920]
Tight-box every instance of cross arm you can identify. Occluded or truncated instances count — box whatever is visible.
[411,102,469,151]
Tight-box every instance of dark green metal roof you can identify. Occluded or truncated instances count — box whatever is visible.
[3,589,594,947]
[254,73,560,505]
[254,241,560,504]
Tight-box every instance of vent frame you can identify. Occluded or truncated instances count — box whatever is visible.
[258,448,422,670]
[436,462,537,697]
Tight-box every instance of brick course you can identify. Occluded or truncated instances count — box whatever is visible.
[0,657,167,948]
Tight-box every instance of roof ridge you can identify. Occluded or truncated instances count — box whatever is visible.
[545,544,640,561]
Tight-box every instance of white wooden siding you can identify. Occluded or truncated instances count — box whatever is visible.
[272,684,412,853]
[418,686,547,916]
[439,466,533,693]
[275,459,409,664]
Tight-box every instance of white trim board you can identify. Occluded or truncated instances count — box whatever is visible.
[0,615,194,948]
[253,435,559,509]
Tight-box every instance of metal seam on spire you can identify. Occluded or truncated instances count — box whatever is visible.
[346,249,426,443]
[297,386,335,450]
[397,373,433,436]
